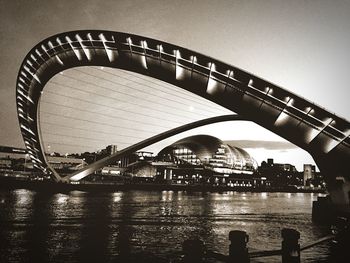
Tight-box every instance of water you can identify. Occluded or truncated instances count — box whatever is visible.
[0,189,331,262]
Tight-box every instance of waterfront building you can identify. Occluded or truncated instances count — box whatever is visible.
[154,135,262,187]
[303,164,316,186]
[47,156,87,173]
[259,158,302,187]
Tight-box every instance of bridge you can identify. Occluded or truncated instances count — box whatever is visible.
[16,31,349,212]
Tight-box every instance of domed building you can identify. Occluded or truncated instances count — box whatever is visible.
[155,135,258,186]
[157,135,257,174]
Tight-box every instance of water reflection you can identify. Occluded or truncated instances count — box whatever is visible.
[112,192,123,203]
[55,193,68,204]
[0,190,330,262]
[261,192,268,199]
[161,190,173,202]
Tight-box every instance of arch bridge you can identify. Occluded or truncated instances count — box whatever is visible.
[16,31,350,211]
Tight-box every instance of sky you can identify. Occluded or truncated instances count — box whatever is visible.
[1,0,350,171]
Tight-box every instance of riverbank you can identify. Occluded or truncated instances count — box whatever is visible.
[0,175,326,193]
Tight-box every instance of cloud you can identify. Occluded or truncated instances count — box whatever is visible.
[224,140,298,150]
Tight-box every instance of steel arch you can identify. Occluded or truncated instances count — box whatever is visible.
[16,30,350,183]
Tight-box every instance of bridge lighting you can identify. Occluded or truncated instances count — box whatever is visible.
[175,50,185,79]
[87,33,93,41]
[55,55,64,65]
[20,71,28,80]
[99,33,114,62]
[174,50,180,58]
[286,98,294,106]
[20,124,35,136]
[248,79,254,87]
[175,63,184,80]
[126,37,132,45]
[17,96,25,104]
[17,84,26,93]
[274,110,290,126]
[30,54,37,63]
[76,34,92,61]
[56,37,63,45]
[190,55,197,63]
[26,60,33,67]
[35,49,43,58]
[65,36,82,61]
[157,44,163,52]
[48,41,55,49]
[41,44,47,52]
[17,90,34,104]
[18,77,26,84]
[23,65,33,75]
[206,76,218,95]
[305,107,314,115]
[141,40,148,48]
[307,118,335,143]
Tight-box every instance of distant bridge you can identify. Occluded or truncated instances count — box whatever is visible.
[16,31,349,210]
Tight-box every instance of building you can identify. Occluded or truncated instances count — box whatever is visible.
[106,145,118,155]
[154,135,262,187]
[47,156,87,172]
[259,158,302,187]
[303,164,316,186]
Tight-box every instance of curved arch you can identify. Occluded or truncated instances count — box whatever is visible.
[16,30,350,184]
[67,114,248,181]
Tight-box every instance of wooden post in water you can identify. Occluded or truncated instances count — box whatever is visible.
[182,238,205,263]
[281,228,300,263]
[228,230,250,263]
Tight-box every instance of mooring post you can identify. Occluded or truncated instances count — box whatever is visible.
[182,238,205,263]
[228,230,250,263]
[330,217,350,262]
[281,228,300,263]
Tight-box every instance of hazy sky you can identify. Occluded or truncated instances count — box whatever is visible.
[1,0,350,171]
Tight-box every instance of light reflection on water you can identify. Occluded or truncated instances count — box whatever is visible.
[0,189,330,262]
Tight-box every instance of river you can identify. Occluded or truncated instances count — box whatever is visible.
[0,189,331,262]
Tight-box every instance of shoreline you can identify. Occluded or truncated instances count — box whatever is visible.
[0,175,326,194]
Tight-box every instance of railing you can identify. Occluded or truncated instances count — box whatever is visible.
[180,228,340,263]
